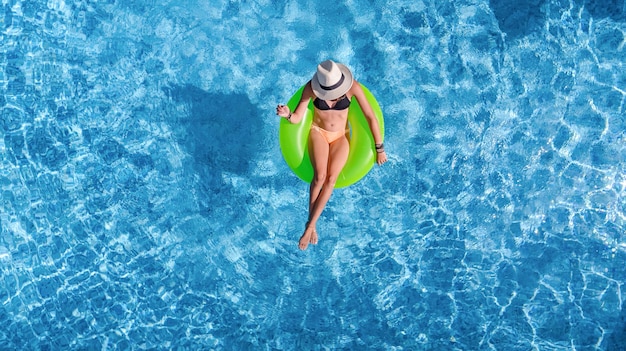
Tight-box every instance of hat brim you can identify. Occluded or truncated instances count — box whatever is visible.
[311,63,354,101]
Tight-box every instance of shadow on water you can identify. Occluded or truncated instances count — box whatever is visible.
[605,306,626,350]
[163,84,262,212]
[489,0,625,42]
[489,0,546,40]
[584,0,626,21]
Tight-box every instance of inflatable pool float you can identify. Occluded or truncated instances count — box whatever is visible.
[279,83,384,188]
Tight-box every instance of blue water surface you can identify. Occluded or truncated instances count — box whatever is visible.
[1,0,625,350]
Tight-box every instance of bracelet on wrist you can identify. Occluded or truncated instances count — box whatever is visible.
[287,112,292,121]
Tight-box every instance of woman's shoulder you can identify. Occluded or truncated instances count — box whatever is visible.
[302,81,315,98]
[350,79,361,91]
[347,79,363,97]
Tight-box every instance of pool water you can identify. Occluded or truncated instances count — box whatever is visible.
[1,0,624,349]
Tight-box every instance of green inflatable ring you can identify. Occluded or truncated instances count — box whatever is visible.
[279,83,384,188]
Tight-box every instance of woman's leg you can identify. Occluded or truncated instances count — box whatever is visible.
[299,130,329,250]
[308,130,329,213]
[307,136,349,226]
[299,134,350,250]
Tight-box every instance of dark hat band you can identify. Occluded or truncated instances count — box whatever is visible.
[320,74,345,91]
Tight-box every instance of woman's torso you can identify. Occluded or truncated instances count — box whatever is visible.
[312,95,351,131]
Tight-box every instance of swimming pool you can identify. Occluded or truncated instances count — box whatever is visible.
[1,0,624,349]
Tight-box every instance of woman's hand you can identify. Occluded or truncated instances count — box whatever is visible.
[375,143,387,165]
[377,150,388,165]
[276,104,290,118]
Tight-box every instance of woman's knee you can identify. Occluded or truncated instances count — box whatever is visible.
[313,171,327,185]
[324,173,339,187]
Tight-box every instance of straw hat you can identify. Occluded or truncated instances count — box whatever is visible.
[311,60,354,100]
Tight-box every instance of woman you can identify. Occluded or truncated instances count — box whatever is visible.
[276,60,387,250]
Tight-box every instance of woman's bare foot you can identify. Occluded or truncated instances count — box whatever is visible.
[298,226,316,250]
[310,229,318,245]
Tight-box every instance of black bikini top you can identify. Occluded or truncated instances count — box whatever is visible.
[313,95,351,111]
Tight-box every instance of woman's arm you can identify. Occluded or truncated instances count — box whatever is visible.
[276,82,314,124]
[350,81,388,165]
